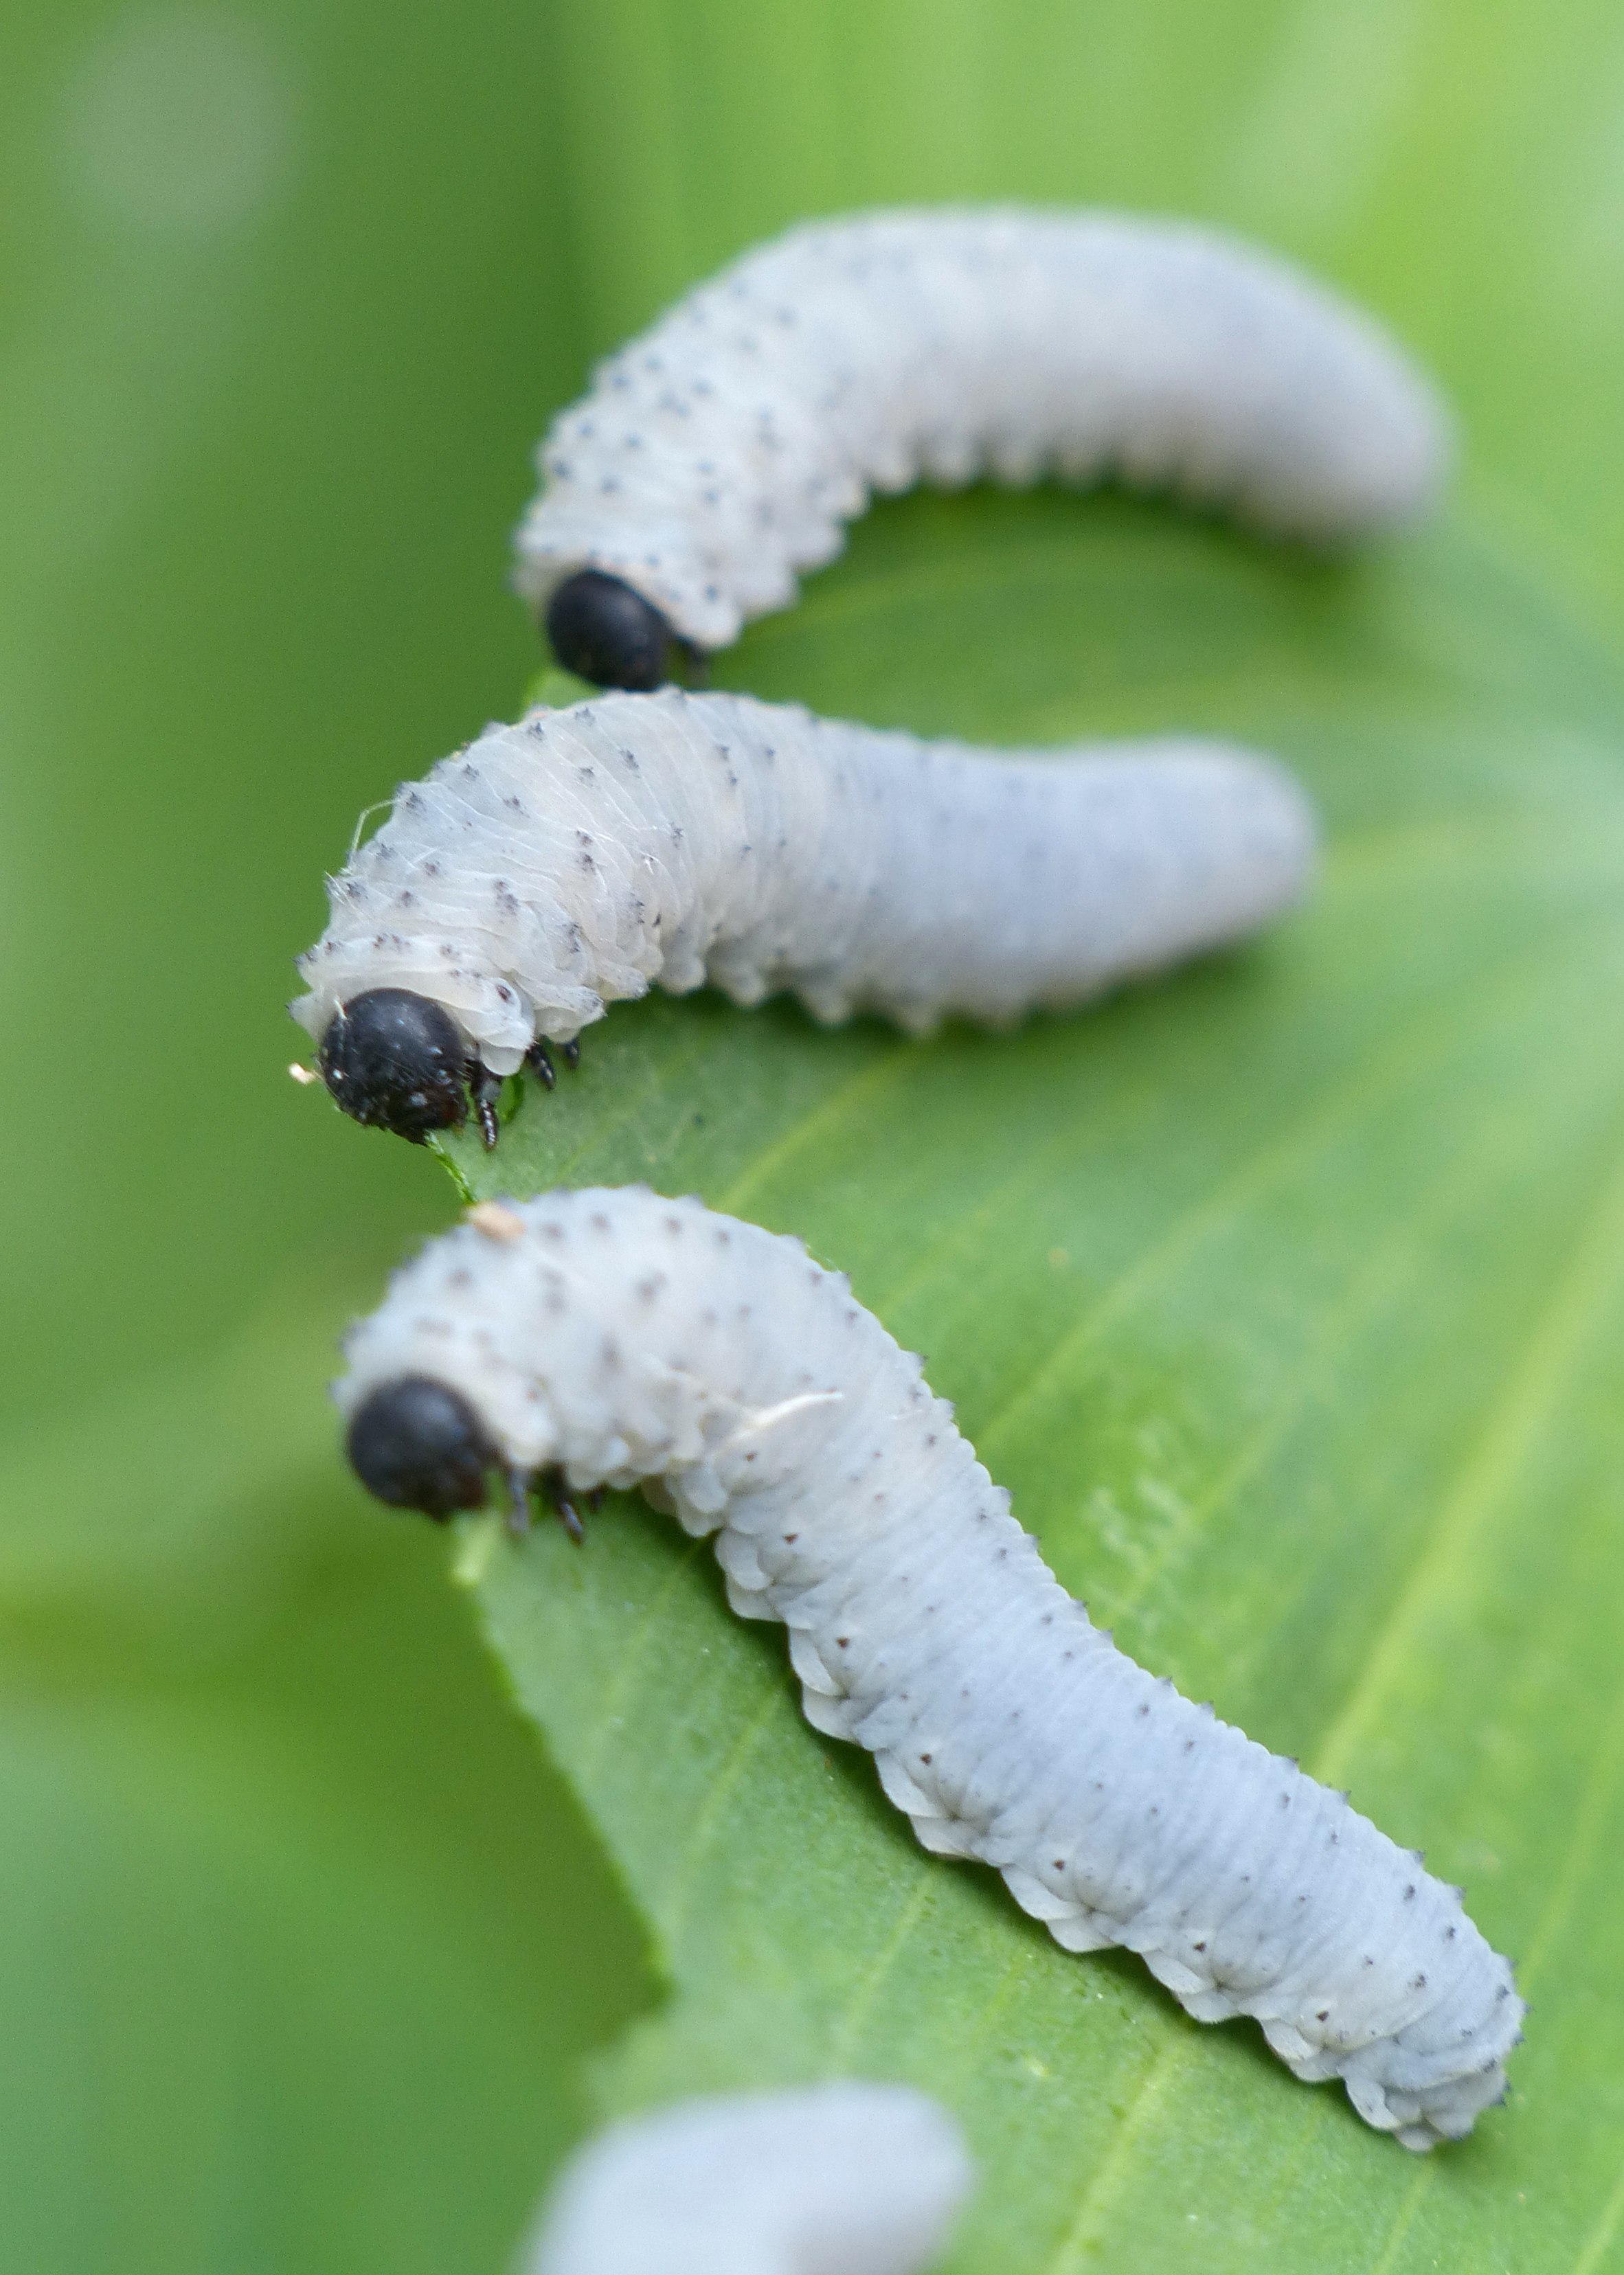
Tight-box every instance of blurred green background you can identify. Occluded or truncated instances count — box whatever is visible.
[7,1,1624,2269]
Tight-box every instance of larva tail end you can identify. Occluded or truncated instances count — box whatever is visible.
[543,569,680,691]
[319,988,470,1143]
[346,1374,499,1519]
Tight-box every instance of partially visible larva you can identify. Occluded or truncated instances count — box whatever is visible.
[523,2084,973,2275]
[291,688,1314,1146]
[337,1188,1524,2151]
[516,207,1449,688]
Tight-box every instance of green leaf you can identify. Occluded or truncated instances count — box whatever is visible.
[21,0,1624,2262]
[446,486,1624,2271]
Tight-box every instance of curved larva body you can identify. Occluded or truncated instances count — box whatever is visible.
[338,1188,1524,2151]
[292,688,1315,1076]
[523,2085,972,2275]
[515,207,1448,655]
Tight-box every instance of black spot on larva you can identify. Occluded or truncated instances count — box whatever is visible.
[346,1375,498,1519]
[319,988,468,1142]
[543,569,678,690]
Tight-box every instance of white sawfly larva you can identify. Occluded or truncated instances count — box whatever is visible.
[291,687,1315,1146]
[522,2084,973,2275]
[515,206,1449,688]
[337,1188,1525,2151]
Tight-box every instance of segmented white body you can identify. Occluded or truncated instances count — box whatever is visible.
[523,2085,972,2275]
[515,208,1449,650]
[338,1188,1524,2150]
[292,689,1315,1072]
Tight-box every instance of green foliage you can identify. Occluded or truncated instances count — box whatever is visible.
[12,0,1624,2267]
[449,488,1624,2270]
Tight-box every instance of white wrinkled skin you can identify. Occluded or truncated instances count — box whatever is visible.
[523,2085,972,2275]
[339,1188,1524,2151]
[292,689,1316,1073]
[515,207,1450,649]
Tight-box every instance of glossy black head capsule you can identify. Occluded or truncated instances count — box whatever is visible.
[544,569,678,690]
[346,1375,499,1519]
[319,987,468,1142]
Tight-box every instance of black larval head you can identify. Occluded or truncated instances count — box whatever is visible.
[319,988,467,1142]
[346,1375,498,1519]
[544,569,677,690]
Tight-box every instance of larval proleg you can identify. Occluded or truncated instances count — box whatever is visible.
[516,207,1448,677]
[337,1188,1524,2151]
[292,688,1316,1140]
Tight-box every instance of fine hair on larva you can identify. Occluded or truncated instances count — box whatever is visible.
[515,206,1450,688]
[291,686,1316,1146]
[337,1187,1525,2151]
[522,2084,973,2275]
